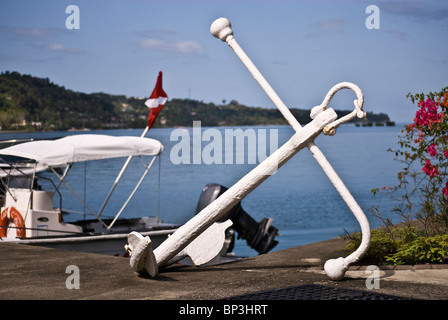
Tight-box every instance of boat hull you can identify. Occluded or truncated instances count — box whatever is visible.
[3,228,177,256]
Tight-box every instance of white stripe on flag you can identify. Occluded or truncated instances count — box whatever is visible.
[145,97,168,108]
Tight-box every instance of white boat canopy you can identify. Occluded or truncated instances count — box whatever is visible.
[0,134,164,228]
[0,134,163,170]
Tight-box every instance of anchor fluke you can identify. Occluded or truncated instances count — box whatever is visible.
[126,231,158,277]
[196,183,279,255]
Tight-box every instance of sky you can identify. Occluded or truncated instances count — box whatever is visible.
[0,0,447,122]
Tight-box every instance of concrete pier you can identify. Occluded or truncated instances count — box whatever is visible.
[1,238,447,300]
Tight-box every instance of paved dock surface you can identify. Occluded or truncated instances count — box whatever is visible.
[1,237,447,301]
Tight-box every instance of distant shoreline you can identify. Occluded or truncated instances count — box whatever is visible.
[0,121,404,136]
[0,71,393,132]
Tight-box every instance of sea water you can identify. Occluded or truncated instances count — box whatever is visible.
[0,123,406,257]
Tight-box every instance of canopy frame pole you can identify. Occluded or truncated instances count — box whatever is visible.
[97,127,149,218]
[21,163,37,224]
[1,168,18,202]
[50,167,108,229]
[55,164,72,189]
[107,155,157,230]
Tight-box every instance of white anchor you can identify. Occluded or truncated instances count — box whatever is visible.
[125,18,371,281]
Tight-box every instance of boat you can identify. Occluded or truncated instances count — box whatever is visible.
[0,134,279,261]
[0,134,179,256]
[0,71,279,264]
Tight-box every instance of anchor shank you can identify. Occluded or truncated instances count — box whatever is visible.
[153,109,337,269]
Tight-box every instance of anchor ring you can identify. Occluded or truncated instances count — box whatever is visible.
[310,82,366,136]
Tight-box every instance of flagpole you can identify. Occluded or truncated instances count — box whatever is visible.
[98,71,166,220]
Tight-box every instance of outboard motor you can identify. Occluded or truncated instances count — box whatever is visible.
[196,183,279,254]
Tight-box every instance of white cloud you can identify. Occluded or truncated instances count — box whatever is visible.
[317,19,345,32]
[304,19,345,38]
[12,27,65,39]
[0,26,85,57]
[43,43,84,55]
[138,38,204,55]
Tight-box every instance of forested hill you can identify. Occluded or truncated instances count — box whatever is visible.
[0,71,391,131]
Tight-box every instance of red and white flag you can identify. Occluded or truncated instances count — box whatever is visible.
[145,71,168,130]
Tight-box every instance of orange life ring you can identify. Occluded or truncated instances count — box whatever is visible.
[0,207,26,238]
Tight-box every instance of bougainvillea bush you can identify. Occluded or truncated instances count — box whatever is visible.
[370,87,448,234]
[393,87,448,235]
[343,87,448,265]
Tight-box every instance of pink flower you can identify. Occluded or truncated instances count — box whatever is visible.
[443,181,448,198]
[414,98,441,127]
[444,150,448,158]
[422,159,439,178]
[427,144,437,157]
